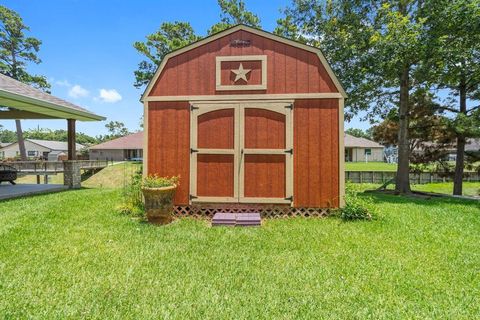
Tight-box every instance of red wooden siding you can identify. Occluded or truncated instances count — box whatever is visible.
[149,30,337,96]
[198,109,234,149]
[244,108,285,149]
[197,154,234,197]
[147,101,190,204]
[294,99,339,207]
[244,154,285,198]
[146,28,342,208]
[243,108,287,198]
[196,108,235,198]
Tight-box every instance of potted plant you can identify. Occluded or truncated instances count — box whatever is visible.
[141,175,179,224]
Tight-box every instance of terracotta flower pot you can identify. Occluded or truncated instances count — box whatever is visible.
[141,185,177,225]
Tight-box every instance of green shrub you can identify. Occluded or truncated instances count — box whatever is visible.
[340,183,376,221]
[142,175,179,188]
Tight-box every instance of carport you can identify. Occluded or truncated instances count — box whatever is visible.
[0,73,105,196]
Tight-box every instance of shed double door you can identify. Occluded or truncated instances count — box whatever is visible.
[190,102,293,204]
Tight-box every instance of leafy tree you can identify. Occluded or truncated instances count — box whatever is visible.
[371,89,456,166]
[0,5,50,160]
[274,1,378,121]
[0,125,16,143]
[0,126,99,145]
[133,0,260,89]
[133,22,200,89]
[23,128,98,145]
[274,14,308,44]
[105,121,130,138]
[208,0,261,35]
[345,128,372,140]
[276,0,432,193]
[424,0,480,195]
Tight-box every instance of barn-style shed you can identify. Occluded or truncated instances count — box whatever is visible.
[141,25,346,213]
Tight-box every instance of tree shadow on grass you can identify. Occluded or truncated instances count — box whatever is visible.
[361,189,480,210]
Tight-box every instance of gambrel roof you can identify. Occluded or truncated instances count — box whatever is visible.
[141,24,347,101]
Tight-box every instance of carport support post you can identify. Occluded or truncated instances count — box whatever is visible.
[63,119,81,189]
[67,119,76,160]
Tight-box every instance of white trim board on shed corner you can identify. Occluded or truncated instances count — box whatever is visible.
[141,24,348,101]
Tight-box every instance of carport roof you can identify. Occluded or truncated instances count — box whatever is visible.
[0,73,105,121]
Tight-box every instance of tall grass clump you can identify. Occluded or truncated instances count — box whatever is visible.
[117,162,144,217]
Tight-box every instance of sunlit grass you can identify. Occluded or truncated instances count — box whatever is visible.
[345,161,398,171]
[360,182,480,197]
[0,188,479,318]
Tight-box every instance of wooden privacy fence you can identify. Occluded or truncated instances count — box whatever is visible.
[346,171,480,184]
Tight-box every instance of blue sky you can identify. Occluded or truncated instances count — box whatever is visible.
[1,0,367,136]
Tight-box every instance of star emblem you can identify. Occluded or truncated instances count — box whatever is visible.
[231,63,251,83]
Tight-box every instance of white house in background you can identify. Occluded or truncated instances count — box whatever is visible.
[344,134,384,162]
[0,139,84,160]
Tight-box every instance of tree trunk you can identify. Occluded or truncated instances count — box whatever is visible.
[453,78,467,196]
[10,56,27,161]
[15,119,27,161]
[395,66,411,194]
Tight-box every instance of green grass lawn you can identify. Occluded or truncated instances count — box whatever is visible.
[82,161,141,188]
[345,162,398,171]
[362,182,480,197]
[1,188,479,318]
[412,182,480,197]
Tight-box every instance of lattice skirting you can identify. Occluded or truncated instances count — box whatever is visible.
[173,204,331,219]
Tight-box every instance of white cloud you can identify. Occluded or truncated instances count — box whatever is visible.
[98,89,122,103]
[68,84,89,98]
[55,79,71,87]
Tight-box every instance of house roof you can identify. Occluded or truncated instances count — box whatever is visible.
[344,134,384,149]
[0,73,105,121]
[89,132,143,150]
[25,139,84,151]
[141,24,347,101]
